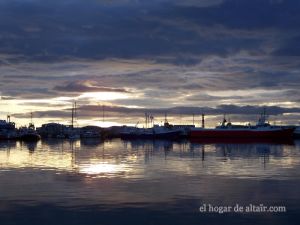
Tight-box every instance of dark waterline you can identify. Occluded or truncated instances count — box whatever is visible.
[0,138,300,225]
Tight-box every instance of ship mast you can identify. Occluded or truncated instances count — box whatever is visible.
[164,113,168,125]
[102,105,105,123]
[202,114,205,128]
[71,102,76,129]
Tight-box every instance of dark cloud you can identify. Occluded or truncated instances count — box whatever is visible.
[13,104,300,119]
[1,0,299,62]
[185,94,243,102]
[273,36,300,56]
[1,0,300,125]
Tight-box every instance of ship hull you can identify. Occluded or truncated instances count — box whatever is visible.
[20,134,41,141]
[190,128,294,139]
[294,128,300,139]
[153,130,182,139]
[121,130,182,139]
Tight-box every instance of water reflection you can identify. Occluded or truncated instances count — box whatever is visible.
[0,138,300,225]
[0,139,299,180]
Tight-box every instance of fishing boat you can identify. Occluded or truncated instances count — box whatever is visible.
[56,133,65,139]
[190,111,294,140]
[0,116,18,140]
[81,131,101,138]
[67,101,80,140]
[294,126,300,138]
[68,133,80,139]
[19,113,41,141]
[120,127,151,139]
[152,124,183,138]
[19,123,41,141]
[120,122,183,139]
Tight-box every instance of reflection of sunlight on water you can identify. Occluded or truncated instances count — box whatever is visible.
[0,148,73,170]
[1,139,300,180]
[79,163,131,178]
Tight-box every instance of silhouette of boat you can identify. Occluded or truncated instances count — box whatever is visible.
[294,126,300,138]
[81,131,101,138]
[19,123,41,141]
[190,111,294,140]
[120,124,183,139]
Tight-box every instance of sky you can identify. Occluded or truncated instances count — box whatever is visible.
[0,0,300,127]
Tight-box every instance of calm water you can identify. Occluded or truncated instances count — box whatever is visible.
[0,138,300,225]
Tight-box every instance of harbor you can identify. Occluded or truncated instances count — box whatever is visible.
[0,108,298,142]
[1,0,300,224]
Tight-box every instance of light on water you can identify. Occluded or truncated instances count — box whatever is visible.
[0,138,300,225]
[79,163,130,176]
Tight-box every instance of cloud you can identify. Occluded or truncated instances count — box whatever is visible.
[174,0,224,8]
[53,80,130,93]
[0,0,299,62]
[273,36,300,56]
[0,0,300,125]
[13,104,300,119]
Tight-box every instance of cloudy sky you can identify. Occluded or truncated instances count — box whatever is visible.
[0,0,300,127]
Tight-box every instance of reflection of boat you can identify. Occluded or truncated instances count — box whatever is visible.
[80,138,103,146]
[190,137,294,145]
[24,141,38,152]
[190,111,294,140]
[0,140,17,148]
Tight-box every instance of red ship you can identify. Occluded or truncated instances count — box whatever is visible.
[190,112,294,140]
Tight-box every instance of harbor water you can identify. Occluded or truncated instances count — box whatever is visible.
[0,138,300,225]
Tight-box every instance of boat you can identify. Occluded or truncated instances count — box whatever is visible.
[190,111,295,140]
[68,133,80,139]
[0,118,18,140]
[152,124,183,139]
[67,101,80,140]
[56,134,65,139]
[190,137,294,145]
[19,123,41,141]
[120,122,183,139]
[81,131,101,138]
[0,116,19,140]
[294,126,300,138]
[120,127,151,139]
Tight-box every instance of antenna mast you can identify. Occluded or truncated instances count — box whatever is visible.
[102,105,105,123]
[71,102,74,129]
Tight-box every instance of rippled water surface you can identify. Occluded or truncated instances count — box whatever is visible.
[0,138,300,225]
